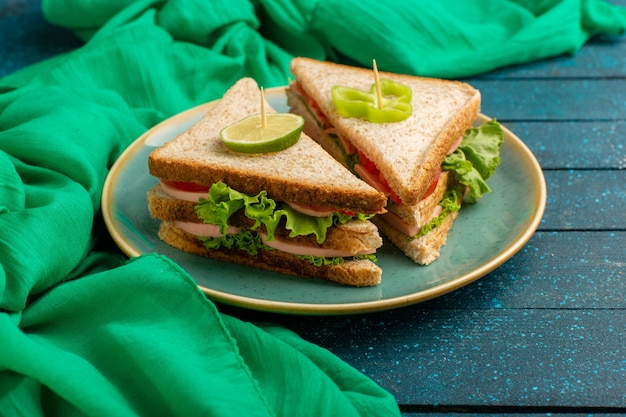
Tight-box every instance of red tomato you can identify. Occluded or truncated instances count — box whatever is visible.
[161,180,209,193]
[357,151,403,204]
[357,150,379,175]
[294,82,328,127]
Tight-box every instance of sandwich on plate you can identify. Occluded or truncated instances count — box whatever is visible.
[287,57,503,265]
[147,77,388,287]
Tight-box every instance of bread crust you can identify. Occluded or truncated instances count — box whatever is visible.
[158,221,382,286]
[289,57,481,206]
[387,171,453,228]
[148,78,386,214]
[372,178,465,264]
[372,210,460,265]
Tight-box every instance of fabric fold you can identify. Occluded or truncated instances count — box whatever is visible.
[1,255,278,417]
[42,0,626,78]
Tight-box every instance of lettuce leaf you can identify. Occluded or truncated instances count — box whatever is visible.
[411,185,463,240]
[410,120,502,240]
[199,232,377,267]
[199,230,266,256]
[442,119,503,203]
[294,253,377,267]
[294,254,345,267]
[195,181,371,244]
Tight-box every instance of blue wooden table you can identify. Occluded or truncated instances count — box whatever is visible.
[2,1,625,415]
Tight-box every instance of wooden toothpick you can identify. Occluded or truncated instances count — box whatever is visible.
[373,59,383,109]
[261,87,267,129]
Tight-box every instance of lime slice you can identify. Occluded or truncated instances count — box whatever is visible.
[220,113,304,153]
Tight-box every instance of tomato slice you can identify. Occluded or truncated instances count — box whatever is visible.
[357,151,403,204]
[357,151,441,205]
[292,82,328,128]
[357,150,379,174]
[160,180,209,193]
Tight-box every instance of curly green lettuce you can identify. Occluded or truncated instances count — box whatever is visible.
[410,185,463,240]
[295,253,377,267]
[198,230,378,266]
[442,118,503,203]
[411,119,503,239]
[193,182,379,266]
[199,230,266,256]
[194,181,372,244]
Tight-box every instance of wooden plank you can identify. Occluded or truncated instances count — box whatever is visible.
[220,231,626,321]
[307,307,624,408]
[468,79,626,121]
[420,231,626,310]
[504,121,626,170]
[0,2,81,78]
[402,413,623,416]
[232,233,625,409]
[287,308,626,409]
[540,170,626,230]
[224,231,626,408]
[475,37,626,80]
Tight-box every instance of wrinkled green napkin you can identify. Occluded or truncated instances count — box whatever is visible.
[1,0,624,415]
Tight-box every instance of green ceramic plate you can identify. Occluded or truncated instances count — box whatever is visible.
[102,87,546,315]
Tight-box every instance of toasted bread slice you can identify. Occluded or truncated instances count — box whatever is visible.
[158,221,382,286]
[289,57,480,206]
[149,77,386,215]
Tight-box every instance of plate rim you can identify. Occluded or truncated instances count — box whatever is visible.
[102,86,547,315]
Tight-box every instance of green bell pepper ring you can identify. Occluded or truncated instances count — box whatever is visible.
[331,78,412,123]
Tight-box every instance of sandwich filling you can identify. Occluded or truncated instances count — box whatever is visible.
[289,81,503,239]
[158,180,380,265]
[160,180,358,217]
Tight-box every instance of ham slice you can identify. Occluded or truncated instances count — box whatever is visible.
[174,221,373,258]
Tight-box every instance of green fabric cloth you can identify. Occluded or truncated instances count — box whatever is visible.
[0,0,624,415]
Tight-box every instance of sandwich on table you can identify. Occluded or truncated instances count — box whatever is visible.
[147,78,387,287]
[287,57,503,265]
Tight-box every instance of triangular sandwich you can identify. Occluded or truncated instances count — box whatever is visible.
[287,57,503,264]
[148,78,387,286]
